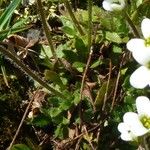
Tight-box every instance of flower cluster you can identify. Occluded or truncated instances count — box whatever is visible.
[118,96,150,141]
[118,18,150,141]
[127,18,150,89]
[102,0,150,143]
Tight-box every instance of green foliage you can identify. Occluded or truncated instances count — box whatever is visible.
[54,117,69,139]
[30,114,51,127]
[44,69,65,89]
[105,31,123,44]
[11,144,31,150]
[0,0,30,40]
[1,0,150,149]
[0,0,21,30]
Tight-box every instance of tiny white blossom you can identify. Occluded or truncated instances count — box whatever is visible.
[135,96,150,133]
[118,112,148,141]
[118,96,150,141]
[127,18,150,89]
[102,0,125,11]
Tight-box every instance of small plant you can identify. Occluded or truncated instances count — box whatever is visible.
[0,0,150,149]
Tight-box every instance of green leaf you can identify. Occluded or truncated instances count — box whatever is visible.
[73,90,80,105]
[62,26,77,36]
[63,50,78,63]
[11,144,31,150]
[12,17,29,29]
[75,37,86,50]
[0,0,21,30]
[90,60,102,68]
[40,45,52,58]
[83,108,94,123]
[44,70,65,89]
[48,97,61,107]
[0,25,31,41]
[49,108,62,117]
[105,32,122,43]
[94,79,116,110]
[31,114,51,127]
[54,122,68,139]
[112,45,122,53]
[60,99,73,111]
[75,37,88,61]
[72,62,85,72]
[132,1,150,24]
[62,117,69,125]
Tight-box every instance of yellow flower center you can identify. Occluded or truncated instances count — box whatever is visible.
[140,115,150,129]
[145,38,150,47]
[146,61,150,69]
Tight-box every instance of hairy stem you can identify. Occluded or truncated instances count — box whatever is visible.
[79,0,93,124]
[63,0,85,36]
[37,0,58,60]
[88,0,92,51]
[0,45,66,99]
[80,0,93,101]
[125,12,140,38]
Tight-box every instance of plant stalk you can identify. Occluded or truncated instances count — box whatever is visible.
[36,0,58,60]
[80,0,93,101]
[63,0,85,36]
[88,0,92,51]
[125,12,140,38]
[79,0,93,124]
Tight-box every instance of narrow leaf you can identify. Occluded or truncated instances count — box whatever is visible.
[0,0,21,30]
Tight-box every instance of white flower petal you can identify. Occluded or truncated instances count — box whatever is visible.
[118,122,135,141]
[130,66,150,89]
[123,112,138,124]
[126,39,145,53]
[102,1,113,11]
[132,48,150,65]
[136,96,150,117]
[123,112,148,136]
[141,18,150,39]
[102,0,125,11]
[120,132,134,141]
[126,39,150,65]
[111,4,124,11]
[118,122,130,133]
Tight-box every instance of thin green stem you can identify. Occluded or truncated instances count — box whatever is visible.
[0,24,32,35]
[79,0,93,124]
[125,12,140,38]
[80,0,93,101]
[0,45,66,99]
[63,0,85,36]
[37,0,58,60]
[88,0,92,51]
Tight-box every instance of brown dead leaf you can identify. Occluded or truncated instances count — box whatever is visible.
[7,29,40,58]
[28,90,47,118]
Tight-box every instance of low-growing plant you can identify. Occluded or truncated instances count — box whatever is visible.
[1,0,150,150]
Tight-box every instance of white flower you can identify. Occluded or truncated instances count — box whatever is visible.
[136,96,150,123]
[118,96,150,141]
[127,18,150,89]
[118,112,148,141]
[102,0,125,11]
